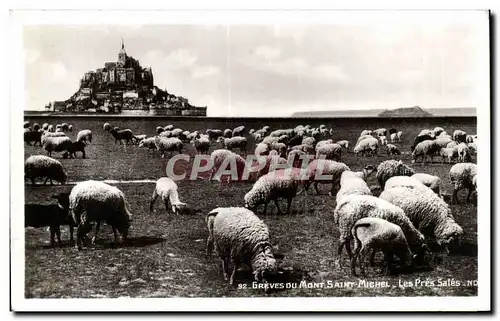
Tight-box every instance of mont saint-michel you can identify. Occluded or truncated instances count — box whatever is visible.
[45,40,207,116]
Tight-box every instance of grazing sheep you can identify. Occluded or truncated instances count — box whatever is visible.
[254,143,271,157]
[149,177,189,214]
[103,123,112,132]
[316,143,342,161]
[24,129,42,146]
[453,130,467,143]
[360,130,372,136]
[133,134,147,144]
[244,169,300,215]
[42,136,74,158]
[354,137,379,157]
[350,217,415,276]
[206,207,277,287]
[76,129,92,144]
[138,137,157,151]
[379,186,463,254]
[109,128,136,145]
[287,134,304,147]
[47,124,54,132]
[373,128,387,137]
[449,163,477,204]
[390,133,399,143]
[301,136,316,147]
[156,126,164,134]
[206,129,224,141]
[336,140,349,150]
[334,194,427,265]
[61,123,69,132]
[411,140,440,165]
[336,170,373,203]
[270,129,294,137]
[379,136,388,146]
[440,147,458,164]
[457,142,471,163]
[356,134,373,145]
[434,136,453,149]
[217,136,248,155]
[25,155,67,185]
[301,159,350,196]
[62,141,87,159]
[25,192,73,246]
[411,134,434,152]
[187,131,200,141]
[159,130,172,138]
[376,160,415,189]
[154,137,184,158]
[42,123,49,131]
[210,150,249,183]
[433,127,445,136]
[466,135,475,143]
[447,141,458,149]
[232,125,246,137]
[164,125,174,131]
[290,144,315,155]
[385,144,401,155]
[68,125,73,132]
[269,142,287,158]
[23,121,30,128]
[263,135,288,145]
[191,135,210,154]
[209,149,236,180]
[223,129,233,138]
[69,180,132,250]
[249,154,290,181]
[411,173,443,196]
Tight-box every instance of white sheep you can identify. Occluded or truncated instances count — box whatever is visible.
[433,127,445,136]
[435,136,453,149]
[138,137,157,151]
[360,130,372,136]
[209,150,249,183]
[315,139,333,151]
[154,136,184,158]
[301,136,316,147]
[156,126,164,134]
[411,173,443,197]
[149,177,189,214]
[385,144,401,156]
[457,142,471,163]
[206,129,223,141]
[218,136,248,155]
[269,129,293,137]
[191,135,210,154]
[24,155,67,185]
[254,143,271,157]
[206,207,277,287]
[76,129,92,144]
[290,144,315,155]
[466,135,475,143]
[354,137,378,157]
[232,125,246,137]
[336,140,349,150]
[350,217,415,276]
[301,159,350,196]
[164,125,174,131]
[42,136,74,158]
[269,142,287,158]
[336,170,372,203]
[396,131,403,141]
[103,123,111,132]
[68,125,73,132]
[356,134,373,145]
[316,143,342,161]
[334,194,427,266]
[42,123,49,131]
[244,169,300,215]
[439,147,458,164]
[373,128,387,137]
[411,140,440,165]
[69,180,132,250]
[449,163,477,204]
[390,133,399,143]
[379,186,463,254]
[376,160,415,189]
[447,141,458,149]
[248,154,289,181]
[47,124,54,132]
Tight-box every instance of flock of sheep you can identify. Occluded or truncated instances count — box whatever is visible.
[24,119,478,290]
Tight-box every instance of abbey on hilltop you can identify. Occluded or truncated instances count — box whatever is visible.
[47,39,207,116]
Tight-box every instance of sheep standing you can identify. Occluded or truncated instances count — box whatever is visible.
[333,194,426,265]
[336,170,373,202]
[411,173,443,196]
[411,140,440,165]
[206,207,277,287]
[217,136,248,155]
[42,136,74,158]
[244,169,299,215]
[379,186,463,253]
[138,137,157,151]
[410,134,434,152]
[354,137,379,157]
[109,128,136,145]
[449,163,477,204]
[25,192,73,246]
[69,180,132,250]
[385,144,401,156]
[76,129,92,144]
[232,125,246,137]
[210,150,249,183]
[191,135,210,154]
[376,160,415,189]
[254,143,270,157]
[24,129,42,146]
[301,159,350,196]
[453,130,467,143]
[350,217,415,276]
[315,143,342,162]
[456,143,471,163]
[206,129,223,141]
[149,177,189,214]
[379,136,388,146]
[155,137,184,158]
[440,147,458,163]
[25,155,67,185]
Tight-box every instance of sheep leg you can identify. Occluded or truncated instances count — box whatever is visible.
[91,221,100,244]
[221,257,230,281]
[55,225,62,245]
[358,245,371,276]
[350,240,362,276]
[82,150,86,159]
[313,182,320,195]
[229,261,238,285]
[452,189,459,204]
[274,199,283,215]
[43,177,49,185]
[369,249,377,266]
[76,223,90,251]
[68,223,74,243]
[383,251,394,276]
[286,197,293,214]
[149,189,159,212]
[112,226,119,244]
[206,236,214,257]
[49,226,56,247]
[466,188,473,203]
[262,203,268,215]
[336,237,347,267]
[164,198,171,214]
[345,239,353,260]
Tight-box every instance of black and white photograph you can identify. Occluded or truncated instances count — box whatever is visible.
[9,8,491,312]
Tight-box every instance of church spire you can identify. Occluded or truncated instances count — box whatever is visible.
[121,37,124,50]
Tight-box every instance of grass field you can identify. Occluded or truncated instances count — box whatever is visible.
[23,116,478,298]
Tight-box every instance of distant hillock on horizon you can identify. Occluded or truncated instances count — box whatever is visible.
[378,106,433,117]
[291,106,477,118]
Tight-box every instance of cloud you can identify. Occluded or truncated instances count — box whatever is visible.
[273,25,308,44]
[313,64,350,81]
[191,65,220,79]
[164,49,198,70]
[253,45,281,60]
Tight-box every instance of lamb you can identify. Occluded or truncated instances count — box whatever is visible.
[138,137,157,150]
[411,173,443,196]
[103,123,112,132]
[25,192,74,246]
[42,136,74,158]
[254,143,271,157]
[379,186,463,253]
[353,137,378,157]
[69,180,132,250]
[301,159,350,196]
[109,128,136,145]
[232,125,246,137]
[385,144,401,155]
[244,169,300,215]
[76,129,92,144]
[333,194,427,265]
[457,142,471,163]
[205,207,277,287]
[411,140,440,165]
[217,136,248,155]
[350,217,415,276]
[440,147,458,164]
[453,130,467,143]
[373,128,387,137]
[316,143,342,161]
[206,129,224,141]
[154,137,184,158]
[376,160,415,189]
[449,163,477,204]
[149,177,189,214]
[25,155,67,185]
[191,135,210,154]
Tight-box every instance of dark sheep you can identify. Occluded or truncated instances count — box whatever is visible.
[24,130,42,146]
[410,134,434,152]
[388,128,398,135]
[25,192,74,247]
[62,141,87,159]
[110,128,137,145]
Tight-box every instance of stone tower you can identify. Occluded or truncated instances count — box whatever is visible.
[117,38,127,67]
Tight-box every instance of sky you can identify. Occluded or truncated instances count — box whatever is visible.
[23,12,489,117]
